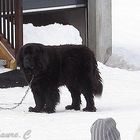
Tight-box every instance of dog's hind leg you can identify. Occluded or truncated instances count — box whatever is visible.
[65,85,81,111]
[82,92,96,112]
[81,77,97,112]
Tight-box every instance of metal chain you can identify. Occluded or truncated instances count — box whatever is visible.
[0,75,34,110]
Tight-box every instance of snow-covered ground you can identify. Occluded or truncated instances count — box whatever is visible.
[0,0,140,140]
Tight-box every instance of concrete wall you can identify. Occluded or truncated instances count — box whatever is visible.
[88,0,112,63]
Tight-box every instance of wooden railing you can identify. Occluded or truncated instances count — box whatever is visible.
[0,0,23,57]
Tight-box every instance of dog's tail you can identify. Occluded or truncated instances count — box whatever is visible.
[91,54,103,97]
[93,67,103,97]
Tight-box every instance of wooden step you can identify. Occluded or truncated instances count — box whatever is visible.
[0,39,16,69]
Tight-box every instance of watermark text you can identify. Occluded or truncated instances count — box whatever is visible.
[0,130,32,139]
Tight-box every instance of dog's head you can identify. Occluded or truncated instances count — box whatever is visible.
[17,43,48,75]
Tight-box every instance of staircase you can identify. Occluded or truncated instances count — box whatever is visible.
[0,0,23,69]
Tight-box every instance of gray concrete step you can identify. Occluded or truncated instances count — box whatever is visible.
[0,59,7,66]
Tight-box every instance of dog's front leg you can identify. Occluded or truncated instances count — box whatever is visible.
[29,86,45,113]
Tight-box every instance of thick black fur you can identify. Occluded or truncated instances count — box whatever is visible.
[17,43,103,113]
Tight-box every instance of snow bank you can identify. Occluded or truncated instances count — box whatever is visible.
[23,23,82,45]
[106,47,140,70]
[106,0,140,71]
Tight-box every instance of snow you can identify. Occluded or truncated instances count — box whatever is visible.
[23,23,82,45]
[106,0,140,71]
[0,0,140,140]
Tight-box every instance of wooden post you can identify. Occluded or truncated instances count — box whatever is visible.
[88,0,96,54]
[14,0,23,57]
[10,0,14,48]
[88,0,112,63]
[2,0,6,38]
[6,0,10,42]
[96,0,112,63]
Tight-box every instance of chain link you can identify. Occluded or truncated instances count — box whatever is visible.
[0,75,34,110]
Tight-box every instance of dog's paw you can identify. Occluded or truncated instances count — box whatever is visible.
[43,108,55,114]
[83,106,96,112]
[28,106,42,113]
[65,105,80,110]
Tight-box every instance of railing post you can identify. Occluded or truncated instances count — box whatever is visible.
[10,0,14,48]
[6,0,10,42]
[2,0,6,38]
[14,0,23,57]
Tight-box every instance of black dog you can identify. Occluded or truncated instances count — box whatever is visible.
[17,43,103,113]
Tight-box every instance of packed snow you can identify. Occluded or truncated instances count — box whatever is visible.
[0,0,140,140]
